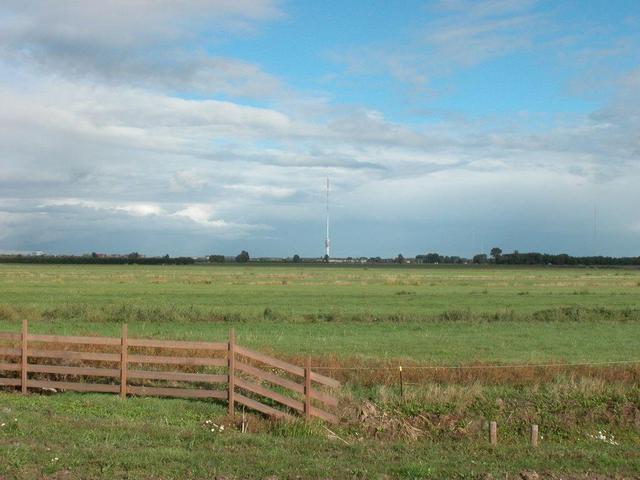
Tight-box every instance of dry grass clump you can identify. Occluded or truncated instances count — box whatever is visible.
[0,304,20,321]
[285,352,640,387]
[333,376,640,442]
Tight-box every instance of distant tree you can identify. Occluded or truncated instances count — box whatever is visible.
[91,252,98,258]
[323,254,329,263]
[235,250,250,263]
[490,247,502,263]
[292,254,301,263]
[163,254,170,260]
[127,252,140,260]
[208,254,225,263]
[424,252,441,264]
[472,253,488,264]
[395,253,405,264]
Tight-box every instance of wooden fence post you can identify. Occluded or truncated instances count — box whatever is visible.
[531,424,539,447]
[228,328,235,416]
[120,324,128,399]
[21,319,28,394]
[304,357,311,421]
[490,421,497,447]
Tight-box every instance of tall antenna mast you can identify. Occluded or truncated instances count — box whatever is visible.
[325,177,330,259]
[593,204,598,256]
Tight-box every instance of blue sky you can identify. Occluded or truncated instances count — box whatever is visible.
[0,0,639,257]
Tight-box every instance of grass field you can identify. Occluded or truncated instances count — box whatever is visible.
[2,263,640,317]
[1,263,640,479]
[1,263,640,364]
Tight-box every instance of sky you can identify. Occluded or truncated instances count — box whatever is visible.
[0,0,639,258]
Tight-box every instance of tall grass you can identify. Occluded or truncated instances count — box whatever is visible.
[344,377,640,441]
[1,302,639,324]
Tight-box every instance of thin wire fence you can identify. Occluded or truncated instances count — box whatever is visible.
[311,359,640,371]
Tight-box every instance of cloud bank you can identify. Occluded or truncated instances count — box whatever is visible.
[0,0,639,256]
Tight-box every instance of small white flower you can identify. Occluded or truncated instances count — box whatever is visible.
[0,423,5,427]
[219,425,224,431]
[51,457,59,462]
[589,430,619,446]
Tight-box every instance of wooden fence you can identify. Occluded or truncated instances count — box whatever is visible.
[0,321,340,423]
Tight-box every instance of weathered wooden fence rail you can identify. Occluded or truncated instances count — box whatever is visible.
[0,321,340,423]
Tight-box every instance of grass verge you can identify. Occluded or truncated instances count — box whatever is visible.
[1,388,639,479]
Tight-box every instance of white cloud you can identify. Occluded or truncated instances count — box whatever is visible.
[173,204,218,226]
[171,203,269,235]
[0,1,285,99]
[115,204,164,217]
[170,171,207,193]
[224,184,295,198]
[0,0,282,45]
[39,199,162,217]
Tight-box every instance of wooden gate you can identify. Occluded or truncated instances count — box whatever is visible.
[0,321,339,423]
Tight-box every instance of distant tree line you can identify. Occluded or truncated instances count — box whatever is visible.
[208,252,302,264]
[207,250,251,263]
[415,253,467,264]
[415,247,640,266]
[0,254,195,265]
[488,249,640,266]
[3,248,639,266]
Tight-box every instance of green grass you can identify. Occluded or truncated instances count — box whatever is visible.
[1,263,640,478]
[1,263,640,317]
[1,263,640,364]
[1,317,639,365]
[1,391,638,479]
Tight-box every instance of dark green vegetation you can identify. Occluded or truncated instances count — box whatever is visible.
[4,249,640,265]
[1,264,640,478]
[0,254,196,265]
